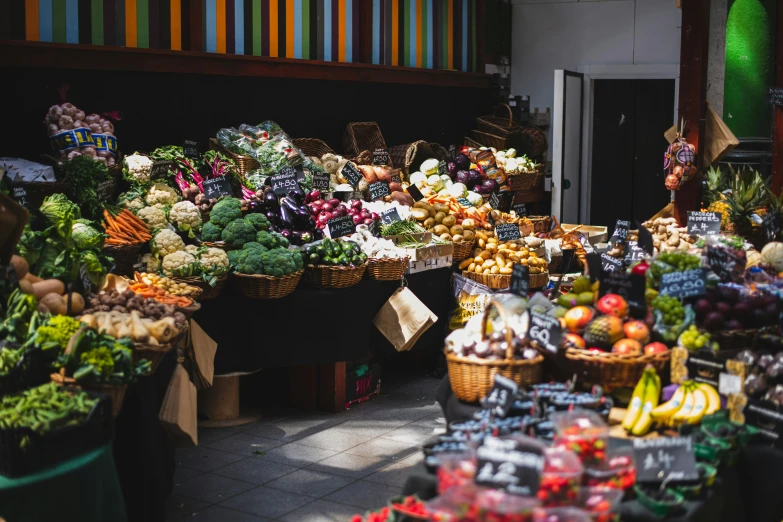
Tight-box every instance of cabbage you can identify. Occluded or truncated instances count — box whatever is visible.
[409,171,427,185]
[454,155,471,171]
[40,193,80,238]
[466,192,483,206]
[420,159,439,175]
[72,220,104,250]
[427,175,443,191]
[448,183,468,198]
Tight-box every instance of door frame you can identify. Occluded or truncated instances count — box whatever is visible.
[552,69,585,224]
[577,64,680,224]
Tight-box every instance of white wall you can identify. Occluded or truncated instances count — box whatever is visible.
[511,0,682,134]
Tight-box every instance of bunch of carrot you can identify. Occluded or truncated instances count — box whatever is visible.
[127,281,194,308]
[103,209,151,245]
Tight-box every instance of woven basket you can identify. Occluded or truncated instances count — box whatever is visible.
[233,270,303,299]
[429,143,451,162]
[50,371,127,418]
[447,300,544,403]
[462,270,549,290]
[477,104,523,138]
[452,240,476,263]
[464,136,483,148]
[471,129,512,151]
[172,275,228,301]
[508,171,544,192]
[305,263,367,288]
[529,216,553,234]
[343,122,387,157]
[549,254,563,274]
[293,138,335,159]
[103,243,144,277]
[564,347,671,390]
[712,328,766,352]
[14,179,68,209]
[209,138,260,176]
[134,343,175,373]
[366,257,408,281]
[516,126,549,159]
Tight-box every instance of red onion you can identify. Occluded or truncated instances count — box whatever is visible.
[352,215,363,225]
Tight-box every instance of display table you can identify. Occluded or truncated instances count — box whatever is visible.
[0,445,127,522]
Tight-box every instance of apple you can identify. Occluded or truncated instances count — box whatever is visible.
[623,321,650,344]
[564,306,594,333]
[596,294,629,318]
[612,338,642,356]
[643,342,668,355]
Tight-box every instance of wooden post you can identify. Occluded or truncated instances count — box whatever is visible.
[319,362,347,413]
[771,2,783,196]
[674,0,711,223]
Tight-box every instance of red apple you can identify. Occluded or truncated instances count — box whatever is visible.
[596,294,629,318]
[612,338,642,356]
[643,342,668,355]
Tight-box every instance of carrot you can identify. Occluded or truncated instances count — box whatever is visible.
[120,209,146,228]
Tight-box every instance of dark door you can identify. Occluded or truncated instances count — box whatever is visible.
[590,79,675,229]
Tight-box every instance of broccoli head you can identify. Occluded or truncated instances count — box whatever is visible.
[242,241,267,251]
[255,230,278,250]
[235,244,267,274]
[226,249,244,268]
[221,218,256,248]
[209,197,242,228]
[291,250,304,271]
[201,221,223,242]
[244,213,271,232]
[271,231,289,248]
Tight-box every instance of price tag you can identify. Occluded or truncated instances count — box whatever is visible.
[390,172,402,184]
[408,184,425,202]
[609,220,631,243]
[132,262,146,274]
[96,179,115,202]
[312,171,331,192]
[528,310,562,353]
[599,271,646,310]
[437,160,448,176]
[745,401,783,447]
[150,161,174,179]
[512,203,527,217]
[586,252,603,282]
[202,177,234,199]
[341,162,363,187]
[763,209,781,242]
[457,197,471,207]
[380,207,401,225]
[489,192,501,210]
[636,222,654,255]
[368,181,391,201]
[495,223,522,242]
[687,211,721,236]
[633,437,699,484]
[368,218,381,238]
[719,373,742,396]
[707,247,745,283]
[183,139,199,159]
[767,86,783,107]
[271,167,301,196]
[600,253,623,272]
[372,148,390,166]
[623,240,647,264]
[659,269,707,299]
[509,264,529,297]
[10,185,29,209]
[326,215,356,239]
[481,375,519,418]
[475,436,544,496]
[5,263,19,290]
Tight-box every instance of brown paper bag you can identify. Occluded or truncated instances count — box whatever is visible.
[374,287,438,352]
[704,102,739,167]
[189,320,218,389]
[159,361,198,447]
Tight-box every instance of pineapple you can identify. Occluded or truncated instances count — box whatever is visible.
[724,167,768,238]
[704,167,730,228]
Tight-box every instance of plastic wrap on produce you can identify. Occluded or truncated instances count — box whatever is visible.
[448,273,496,331]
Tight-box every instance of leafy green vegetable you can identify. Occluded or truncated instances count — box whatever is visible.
[59,156,112,221]
[58,329,150,385]
[380,220,425,236]
[40,193,80,238]
[72,219,105,250]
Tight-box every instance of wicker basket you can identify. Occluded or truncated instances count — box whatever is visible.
[446,300,544,403]
[172,275,228,301]
[305,263,367,288]
[471,129,513,151]
[103,243,144,277]
[50,371,127,417]
[712,328,767,352]
[564,347,671,390]
[452,240,476,263]
[477,104,523,137]
[464,136,483,148]
[14,179,68,209]
[429,143,451,162]
[366,258,408,281]
[516,126,549,159]
[293,138,335,159]
[549,254,563,274]
[508,171,544,192]
[209,138,260,176]
[343,122,387,157]
[233,270,303,299]
[529,216,553,234]
[134,343,176,373]
[462,270,549,290]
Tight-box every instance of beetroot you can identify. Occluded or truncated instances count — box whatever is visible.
[764,385,783,407]
[758,353,775,370]
[766,362,783,384]
[715,302,732,316]
[718,286,740,304]
[745,373,769,398]
[694,299,712,320]
[736,349,759,366]
[732,300,752,324]
[703,312,725,332]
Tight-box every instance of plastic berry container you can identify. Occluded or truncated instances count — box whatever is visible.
[476,487,540,522]
[634,485,685,518]
[425,484,481,522]
[532,507,593,522]
[537,447,584,507]
[583,448,636,491]
[551,410,609,467]
[576,487,624,522]
[436,452,477,494]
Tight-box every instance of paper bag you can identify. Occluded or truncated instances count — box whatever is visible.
[374,287,438,352]
[704,102,739,167]
[159,362,198,447]
[189,320,218,389]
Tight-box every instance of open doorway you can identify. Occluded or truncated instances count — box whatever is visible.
[588,79,675,228]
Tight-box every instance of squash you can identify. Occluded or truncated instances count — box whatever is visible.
[746,249,762,268]
[761,242,783,271]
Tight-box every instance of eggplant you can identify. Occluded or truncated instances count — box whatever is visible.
[287,184,305,203]
[291,230,312,245]
[263,189,279,210]
[280,229,292,239]
[280,204,296,228]
[265,210,280,228]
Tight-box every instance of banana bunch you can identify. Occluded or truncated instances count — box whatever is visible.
[651,381,720,427]
[622,366,661,436]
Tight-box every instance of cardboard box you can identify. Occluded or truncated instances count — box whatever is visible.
[385,232,432,246]
[406,254,453,274]
[562,224,608,245]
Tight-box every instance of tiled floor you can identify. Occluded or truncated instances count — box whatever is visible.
[167,374,444,522]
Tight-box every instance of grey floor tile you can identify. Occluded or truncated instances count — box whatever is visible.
[411,413,447,430]
[212,456,299,485]
[198,426,245,445]
[173,465,203,484]
[175,472,256,503]
[345,438,420,461]
[185,505,272,521]
[206,433,285,456]
[220,485,315,519]
[165,494,210,520]
[177,446,247,472]
[241,416,343,442]
[324,480,403,510]
[296,427,374,452]
[265,468,355,497]
[308,452,391,479]
[278,499,362,522]
[261,442,338,467]
[364,453,424,488]
[330,419,403,438]
[380,424,441,445]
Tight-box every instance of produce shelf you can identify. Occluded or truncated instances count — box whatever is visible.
[0,41,491,89]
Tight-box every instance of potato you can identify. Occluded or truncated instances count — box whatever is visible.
[499,267,513,275]
[64,292,85,314]
[434,211,447,224]
[433,204,450,214]
[495,254,505,268]
[474,264,484,273]
[482,259,496,268]
[458,258,473,270]
[428,206,437,217]
[413,201,432,210]
[410,208,429,221]
[40,293,66,315]
[490,265,500,274]
[476,231,489,241]
[423,217,436,229]
[442,215,457,227]
[450,225,464,236]
[479,250,492,260]
[433,224,450,236]
[520,258,529,266]
[32,279,65,300]
[473,247,482,257]
[463,230,475,241]
[461,218,475,230]
[453,234,464,242]
[478,238,486,248]
[485,243,498,253]
[518,250,529,258]
[440,233,452,241]
[483,268,491,274]
[468,262,476,272]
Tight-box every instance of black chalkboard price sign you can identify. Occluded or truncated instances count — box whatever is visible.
[96,179,115,203]
[380,207,401,225]
[407,184,425,202]
[368,218,381,238]
[509,264,529,297]
[481,375,519,418]
[633,436,698,484]
[390,172,402,184]
[312,172,330,193]
[368,181,391,201]
[636,222,654,255]
[202,177,234,199]
[183,139,199,159]
[528,311,562,353]
[610,220,631,243]
[437,160,448,176]
[687,211,721,236]
[623,241,647,264]
[475,437,544,496]
[659,268,707,299]
[768,87,783,107]
[326,215,356,239]
[707,247,745,283]
[495,223,522,242]
[763,209,781,242]
[372,148,390,166]
[489,192,501,210]
[271,167,301,196]
[341,162,363,187]
[512,203,527,217]
[600,253,623,273]
[10,185,29,209]
[150,161,174,179]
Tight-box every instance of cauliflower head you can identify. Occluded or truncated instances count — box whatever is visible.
[146,183,180,207]
[162,251,197,277]
[140,253,160,273]
[199,247,229,275]
[200,221,223,242]
[136,206,168,231]
[209,197,243,228]
[119,194,145,211]
[152,229,185,256]
[184,244,200,255]
[169,200,202,232]
[221,219,256,248]
[123,153,153,184]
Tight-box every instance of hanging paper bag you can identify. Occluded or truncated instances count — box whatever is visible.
[374,287,438,352]
[159,360,198,447]
[189,320,218,390]
[704,102,739,167]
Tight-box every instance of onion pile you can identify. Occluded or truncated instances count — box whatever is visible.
[306,193,380,230]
